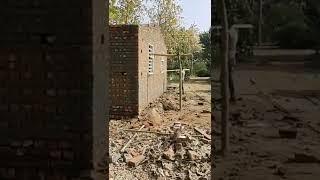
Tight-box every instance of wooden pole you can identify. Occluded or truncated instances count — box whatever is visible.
[120,125,145,153]
[150,53,192,57]
[123,129,172,136]
[191,54,194,76]
[150,52,191,111]
[179,53,183,111]
[167,69,190,72]
[219,0,230,156]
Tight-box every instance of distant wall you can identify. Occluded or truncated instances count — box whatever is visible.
[138,26,167,112]
[0,1,108,179]
[109,25,139,119]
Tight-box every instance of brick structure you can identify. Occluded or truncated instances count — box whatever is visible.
[0,1,108,179]
[110,25,167,119]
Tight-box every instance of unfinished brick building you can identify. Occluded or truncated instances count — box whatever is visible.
[110,25,167,119]
[0,1,108,179]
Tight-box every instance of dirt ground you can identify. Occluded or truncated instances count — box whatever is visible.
[109,53,320,180]
[213,56,320,180]
[109,81,211,180]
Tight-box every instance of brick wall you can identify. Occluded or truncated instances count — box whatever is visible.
[0,1,108,179]
[109,25,139,119]
[109,25,167,119]
[138,25,167,112]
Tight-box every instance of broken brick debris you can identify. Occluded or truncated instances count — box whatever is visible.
[128,155,146,167]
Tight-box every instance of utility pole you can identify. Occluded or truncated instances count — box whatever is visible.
[258,0,263,46]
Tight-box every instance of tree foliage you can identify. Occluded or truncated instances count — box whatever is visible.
[147,0,183,53]
[166,25,202,69]
[146,0,202,69]
[109,0,145,24]
[199,32,211,62]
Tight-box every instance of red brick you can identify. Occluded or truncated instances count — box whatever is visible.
[127,155,145,167]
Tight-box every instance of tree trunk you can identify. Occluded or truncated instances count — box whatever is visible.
[218,0,230,156]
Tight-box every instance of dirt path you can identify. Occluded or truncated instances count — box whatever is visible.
[213,60,320,180]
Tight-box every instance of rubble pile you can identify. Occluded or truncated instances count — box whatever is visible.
[109,83,212,180]
[109,120,211,180]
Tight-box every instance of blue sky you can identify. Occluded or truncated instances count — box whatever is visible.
[180,0,211,32]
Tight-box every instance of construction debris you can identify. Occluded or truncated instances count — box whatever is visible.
[187,150,201,161]
[120,125,145,153]
[109,84,211,179]
[147,108,162,127]
[163,147,175,161]
[198,102,204,106]
[128,155,146,167]
[111,153,122,164]
[160,97,179,111]
[123,129,172,136]
[123,153,133,163]
[110,119,210,178]
[194,127,211,140]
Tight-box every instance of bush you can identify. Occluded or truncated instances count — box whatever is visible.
[194,62,210,77]
[167,72,180,83]
[196,69,210,77]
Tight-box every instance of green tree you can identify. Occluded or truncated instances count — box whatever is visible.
[147,0,182,53]
[175,25,202,54]
[109,0,145,24]
[109,0,122,24]
[165,25,202,70]
[177,25,202,71]
[198,32,212,68]
[147,0,201,71]
[199,32,211,61]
